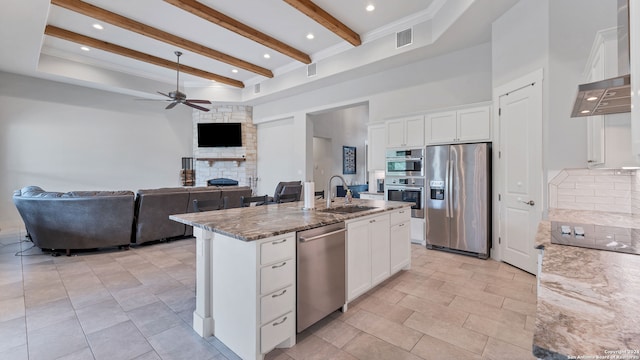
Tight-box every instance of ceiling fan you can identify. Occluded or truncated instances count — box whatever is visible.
[154,51,211,112]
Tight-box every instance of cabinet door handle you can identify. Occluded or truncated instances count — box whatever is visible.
[272,316,288,326]
[272,289,287,298]
[272,262,287,269]
[398,210,405,214]
[271,239,287,245]
[398,223,405,227]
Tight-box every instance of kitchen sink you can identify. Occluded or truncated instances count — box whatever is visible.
[319,205,377,214]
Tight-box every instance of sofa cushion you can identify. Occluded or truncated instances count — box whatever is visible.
[134,189,190,244]
[187,190,222,213]
[63,190,134,197]
[138,187,188,195]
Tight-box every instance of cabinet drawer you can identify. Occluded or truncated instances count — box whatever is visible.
[390,209,410,225]
[260,259,294,294]
[261,286,294,324]
[261,235,295,265]
[261,312,293,353]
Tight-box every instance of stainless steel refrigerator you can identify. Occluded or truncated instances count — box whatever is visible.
[425,143,491,258]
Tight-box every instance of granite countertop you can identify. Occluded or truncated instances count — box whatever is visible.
[533,209,640,360]
[170,198,411,241]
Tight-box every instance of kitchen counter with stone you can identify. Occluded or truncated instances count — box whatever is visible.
[170,198,411,241]
[533,208,640,360]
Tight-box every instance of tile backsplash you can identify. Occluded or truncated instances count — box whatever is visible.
[549,168,638,214]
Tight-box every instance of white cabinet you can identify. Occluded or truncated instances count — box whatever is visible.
[371,216,391,285]
[585,29,614,168]
[425,105,491,144]
[367,124,386,171]
[632,1,640,163]
[389,209,411,274]
[346,213,390,301]
[347,219,371,301]
[212,232,296,360]
[386,116,424,148]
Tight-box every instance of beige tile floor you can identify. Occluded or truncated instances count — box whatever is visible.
[0,229,537,360]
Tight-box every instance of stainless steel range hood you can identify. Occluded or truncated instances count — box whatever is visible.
[571,74,631,117]
[571,0,631,118]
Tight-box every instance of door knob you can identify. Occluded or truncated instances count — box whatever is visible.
[522,200,535,206]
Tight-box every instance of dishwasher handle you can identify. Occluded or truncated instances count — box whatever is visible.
[298,228,346,243]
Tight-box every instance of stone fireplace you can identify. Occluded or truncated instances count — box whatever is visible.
[192,105,257,192]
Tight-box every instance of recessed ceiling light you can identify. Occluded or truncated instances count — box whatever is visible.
[366,4,375,11]
[231,69,238,73]
[580,110,591,114]
[586,96,598,101]
[80,46,90,51]
[92,23,103,30]
[263,53,271,59]
[306,33,314,40]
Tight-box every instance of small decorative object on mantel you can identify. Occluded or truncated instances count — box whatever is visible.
[181,157,195,186]
[343,146,356,174]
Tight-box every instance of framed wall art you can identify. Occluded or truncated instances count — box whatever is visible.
[342,146,356,174]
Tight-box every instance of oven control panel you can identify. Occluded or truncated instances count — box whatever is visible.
[387,177,424,186]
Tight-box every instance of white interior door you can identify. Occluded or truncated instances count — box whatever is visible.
[497,75,542,274]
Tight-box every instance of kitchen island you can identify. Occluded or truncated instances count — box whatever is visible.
[170,198,412,360]
[533,209,640,360]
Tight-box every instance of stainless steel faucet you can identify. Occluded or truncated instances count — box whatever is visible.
[327,174,349,208]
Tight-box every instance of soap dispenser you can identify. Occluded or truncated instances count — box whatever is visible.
[345,189,353,204]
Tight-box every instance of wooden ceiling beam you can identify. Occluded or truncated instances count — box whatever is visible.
[164,0,312,64]
[44,25,245,88]
[50,0,273,78]
[282,0,361,46]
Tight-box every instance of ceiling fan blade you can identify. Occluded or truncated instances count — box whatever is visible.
[166,102,179,110]
[157,91,173,99]
[184,99,211,104]
[184,101,210,112]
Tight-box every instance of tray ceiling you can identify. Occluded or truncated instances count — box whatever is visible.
[0,0,520,103]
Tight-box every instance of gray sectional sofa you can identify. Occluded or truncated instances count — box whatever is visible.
[12,186,135,255]
[13,185,252,253]
[134,186,251,244]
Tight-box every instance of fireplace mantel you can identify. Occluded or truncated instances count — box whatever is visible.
[196,157,246,166]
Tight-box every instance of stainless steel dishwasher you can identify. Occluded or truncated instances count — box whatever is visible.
[296,222,346,333]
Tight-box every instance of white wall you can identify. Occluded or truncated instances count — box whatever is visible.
[252,44,493,190]
[253,43,493,124]
[310,104,369,188]
[0,72,193,230]
[312,137,332,195]
[491,0,618,197]
[255,116,307,197]
[547,0,618,172]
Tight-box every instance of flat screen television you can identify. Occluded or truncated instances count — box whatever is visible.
[197,123,242,147]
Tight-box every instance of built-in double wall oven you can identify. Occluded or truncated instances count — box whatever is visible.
[385,148,425,219]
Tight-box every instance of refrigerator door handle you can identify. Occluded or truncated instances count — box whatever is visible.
[445,158,451,218]
[448,153,454,219]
